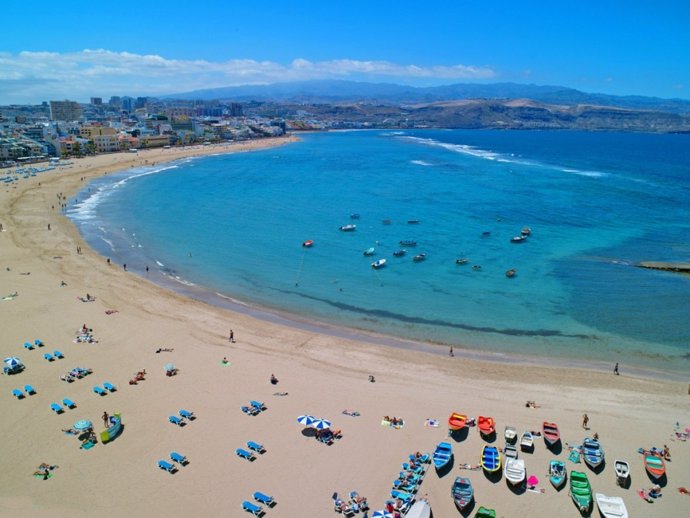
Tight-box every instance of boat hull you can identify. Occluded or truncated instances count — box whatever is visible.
[644,453,665,479]
[481,446,501,473]
[448,412,467,431]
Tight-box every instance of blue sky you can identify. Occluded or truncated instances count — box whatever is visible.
[1,0,689,103]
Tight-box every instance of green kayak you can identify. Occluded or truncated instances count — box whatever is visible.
[570,470,592,513]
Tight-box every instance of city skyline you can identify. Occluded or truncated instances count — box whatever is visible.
[2,0,689,104]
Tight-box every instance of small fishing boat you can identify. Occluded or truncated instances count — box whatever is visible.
[510,235,528,243]
[521,227,532,236]
[570,470,592,513]
[399,240,417,246]
[363,247,375,256]
[520,431,534,451]
[393,249,407,257]
[481,445,501,474]
[549,460,567,489]
[477,416,495,438]
[614,459,630,487]
[448,412,467,432]
[350,213,360,219]
[474,507,496,518]
[382,219,392,225]
[472,265,482,271]
[371,259,387,269]
[481,231,491,237]
[302,240,314,248]
[643,452,665,480]
[582,437,604,469]
[408,219,420,224]
[504,425,517,443]
[433,441,453,470]
[339,224,356,232]
[504,444,518,460]
[505,268,517,278]
[595,493,629,518]
[456,258,469,265]
[413,253,426,262]
[542,422,560,447]
[451,476,473,511]
[504,458,526,486]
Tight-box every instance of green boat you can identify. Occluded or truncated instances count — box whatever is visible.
[475,507,496,518]
[569,470,592,513]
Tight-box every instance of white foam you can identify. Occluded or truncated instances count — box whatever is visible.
[410,160,433,166]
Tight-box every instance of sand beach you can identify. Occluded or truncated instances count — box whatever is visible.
[1,139,688,518]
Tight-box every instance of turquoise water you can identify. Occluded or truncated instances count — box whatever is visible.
[69,130,690,375]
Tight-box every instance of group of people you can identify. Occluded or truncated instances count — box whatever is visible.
[33,463,57,480]
[383,416,404,428]
[129,369,146,385]
[60,367,92,382]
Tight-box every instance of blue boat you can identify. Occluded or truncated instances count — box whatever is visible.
[452,476,473,510]
[433,441,453,470]
[481,445,501,473]
[582,437,604,469]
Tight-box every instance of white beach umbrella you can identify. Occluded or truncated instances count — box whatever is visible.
[3,356,23,370]
[297,415,315,426]
[372,511,393,518]
[311,418,331,430]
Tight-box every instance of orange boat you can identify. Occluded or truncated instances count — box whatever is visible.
[448,412,467,431]
[477,416,495,437]
[542,421,560,446]
[644,452,666,480]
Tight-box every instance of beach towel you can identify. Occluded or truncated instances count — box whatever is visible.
[568,447,581,463]
[33,472,52,480]
[424,419,439,427]
[80,440,96,450]
[342,410,360,417]
[381,419,404,429]
[219,361,232,366]
[2,292,18,300]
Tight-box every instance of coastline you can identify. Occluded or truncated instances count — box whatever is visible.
[1,138,688,517]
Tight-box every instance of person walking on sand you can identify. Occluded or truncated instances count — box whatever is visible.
[102,411,109,427]
[613,362,619,375]
[582,413,589,429]
[449,346,454,357]
[229,329,235,343]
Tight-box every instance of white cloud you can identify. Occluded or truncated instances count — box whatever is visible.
[0,49,496,103]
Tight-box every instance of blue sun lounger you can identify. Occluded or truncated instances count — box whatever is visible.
[241,501,263,515]
[103,382,116,392]
[247,441,265,454]
[24,385,36,395]
[158,460,177,473]
[241,405,260,416]
[170,451,188,465]
[253,491,274,505]
[23,341,33,350]
[93,386,107,396]
[235,448,255,461]
[44,353,54,361]
[179,409,194,420]
[169,415,184,426]
[50,402,63,414]
[12,388,24,399]
[62,398,76,409]
[53,350,64,359]
[34,339,43,347]
[250,400,265,411]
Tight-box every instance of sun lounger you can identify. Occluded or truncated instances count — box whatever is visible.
[53,350,64,359]
[103,382,116,392]
[23,341,33,350]
[179,409,194,420]
[44,353,54,361]
[253,492,274,506]
[235,448,255,461]
[62,398,76,409]
[157,460,177,473]
[250,400,265,411]
[93,386,107,396]
[390,489,414,503]
[12,389,24,399]
[241,501,263,515]
[34,339,43,347]
[241,405,260,416]
[247,441,265,453]
[50,402,63,414]
[24,385,36,395]
[169,415,185,426]
[170,451,188,465]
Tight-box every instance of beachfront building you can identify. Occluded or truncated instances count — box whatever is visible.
[140,134,170,148]
[49,100,83,122]
[0,134,46,160]
[92,134,121,153]
[80,125,117,139]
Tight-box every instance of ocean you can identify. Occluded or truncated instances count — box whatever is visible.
[69,130,690,377]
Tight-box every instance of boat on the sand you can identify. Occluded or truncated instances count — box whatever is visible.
[451,476,473,511]
[433,441,453,470]
[595,493,628,518]
[448,412,467,432]
[549,460,567,489]
[570,470,592,513]
[481,445,501,474]
[542,422,560,447]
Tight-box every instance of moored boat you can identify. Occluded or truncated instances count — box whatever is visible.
[570,470,592,513]
[520,431,534,451]
[393,249,407,257]
[643,452,665,480]
[448,412,467,432]
[472,265,482,271]
[582,437,604,469]
[399,240,417,246]
[371,259,387,269]
[302,239,314,248]
[549,460,567,489]
[478,416,495,438]
[456,258,469,265]
[521,227,532,236]
[510,235,528,243]
[408,219,420,224]
[350,213,360,219]
[413,253,426,262]
[339,224,357,232]
[595,493,628,518]
[363,247,375,256]
[382,219,392,225]
[433,441,453,470]
[542,422,560,446]
[451,476,473,511]
[505,268,517,278]
[504,458,526,485]
[481,445,501,474]
[614,459,630,486]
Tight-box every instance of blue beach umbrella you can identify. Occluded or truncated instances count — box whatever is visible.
[311,418,331,430]
[372,511,393,518]
[3,356,24,372]
[73,419,93,431]
[297,415,315,426]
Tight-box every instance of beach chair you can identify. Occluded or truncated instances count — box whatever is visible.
[24,385,36,395]
[103,382,116,392]
[247,441,265,454]
[157,460,177,474]
[93,386,107,396]
[241,501,263,515]
[43,353,54,361]
[53,350,64,359]
[170,451,188,465]
[393,479,417,493]
[253,491,274,506]
[34,339,43,347]
[169,415,185,426]
[12,388,24,399]
[241,405,260,416]
[50,402,63,414]
[179,409,194,420]
[235,448,255,461]
[62,398,76,409]
[250,400,265,411]
[23,341,34,350]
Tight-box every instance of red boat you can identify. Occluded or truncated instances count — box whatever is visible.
[477,416,495,437]
[644,452,666,480]
[448,412,467,431]
[302,240,314,248]
[542,421,560,446]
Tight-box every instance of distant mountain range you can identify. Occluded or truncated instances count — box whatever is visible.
[164,80,690,115]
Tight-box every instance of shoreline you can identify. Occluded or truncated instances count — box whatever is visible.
[2,138,688,517]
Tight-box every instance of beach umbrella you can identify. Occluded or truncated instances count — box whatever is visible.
[73,419,93,431]
[311,418,331,430]
[163,363,175,372]
[372,511,393,518]
[3,356,23,371]
[527,475,539,486]
[297,415,315,426]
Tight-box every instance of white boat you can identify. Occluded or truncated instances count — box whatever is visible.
[595,493,628,518]
[363,247,375,256]
[511,235,527,243]
[371,259,387,269]
[614,459,630,487]
[404,499,431,518]
[339,224,356,232]
[504,425,517,443]
[504,458,526,485]
[520,431,534,451]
